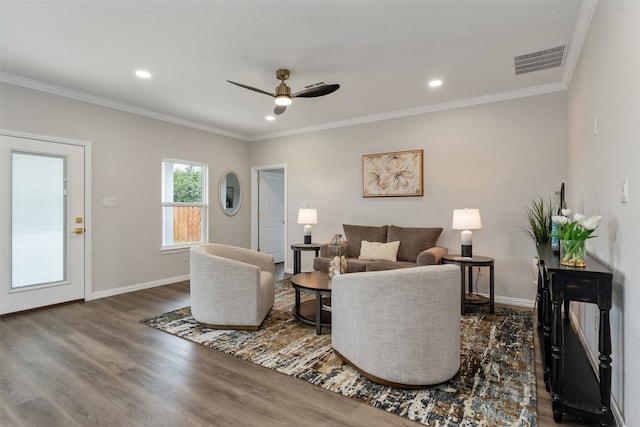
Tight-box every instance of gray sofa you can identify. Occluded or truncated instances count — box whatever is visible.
[313,224,447,273]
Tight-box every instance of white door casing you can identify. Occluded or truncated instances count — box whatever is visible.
[0,132,90,315]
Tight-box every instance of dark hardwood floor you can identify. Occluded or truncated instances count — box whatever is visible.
[1,266,595,426]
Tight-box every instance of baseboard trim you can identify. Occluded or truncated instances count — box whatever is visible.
[88,274,190,301]
[477,293,535,309]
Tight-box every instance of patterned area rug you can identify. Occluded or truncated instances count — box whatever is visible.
[141,278,537,426]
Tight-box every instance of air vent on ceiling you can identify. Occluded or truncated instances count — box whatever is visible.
[514,45,565,75]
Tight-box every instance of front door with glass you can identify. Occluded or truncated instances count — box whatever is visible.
[0,133,86,315]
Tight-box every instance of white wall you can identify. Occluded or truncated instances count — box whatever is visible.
[0,83,251,295]
[567,0,640,423]
[251,91,568,303]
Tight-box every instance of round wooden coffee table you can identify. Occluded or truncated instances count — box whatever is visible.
[290,271,331,335]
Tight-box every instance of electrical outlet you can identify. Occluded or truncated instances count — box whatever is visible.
[621,178,629,203]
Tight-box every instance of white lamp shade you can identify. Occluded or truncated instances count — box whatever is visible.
[297,208,317,225]
[452,208,482,230]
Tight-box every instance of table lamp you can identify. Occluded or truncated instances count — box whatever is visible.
[297,208,317,244]
[452,208,482,257]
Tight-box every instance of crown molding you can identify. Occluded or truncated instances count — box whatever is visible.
[0,73,248,141]
[562,0,598,87]
[2,71,570,143]
[250,81,567,141]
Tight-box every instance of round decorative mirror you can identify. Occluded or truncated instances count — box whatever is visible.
[219,170,242,216]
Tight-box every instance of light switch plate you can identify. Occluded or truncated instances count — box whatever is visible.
[621,178,629,203]
[103,196,117,207]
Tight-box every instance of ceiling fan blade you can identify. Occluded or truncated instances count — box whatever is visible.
[292,84,340,98]
[274,105,287,115]
[227,80,274,97]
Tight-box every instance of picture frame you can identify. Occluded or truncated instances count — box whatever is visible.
[362,149,423,197]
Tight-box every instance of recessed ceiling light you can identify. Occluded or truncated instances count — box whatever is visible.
[265,115,275,121]
[428,79,443,88]
[135,70,152,79]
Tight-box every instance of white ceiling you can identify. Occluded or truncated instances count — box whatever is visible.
[0,0,591,141]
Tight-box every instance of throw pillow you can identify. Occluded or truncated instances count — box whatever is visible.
[387,225,443,262]
[358,240,401,262]
[343,224,389,258]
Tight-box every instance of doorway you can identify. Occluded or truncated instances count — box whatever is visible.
[0,131,91,315]
[251,166,286,264]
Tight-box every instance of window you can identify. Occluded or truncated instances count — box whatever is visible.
[161,159,208,250]
[12,152,65,287]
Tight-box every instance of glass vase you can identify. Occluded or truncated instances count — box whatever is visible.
[560,239,586,267]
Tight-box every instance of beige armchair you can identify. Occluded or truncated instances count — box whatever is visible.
[190,244,275,329]
[331,264,461,388]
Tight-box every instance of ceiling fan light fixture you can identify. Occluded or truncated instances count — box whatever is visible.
[227,68,339,115]
[275,95,292,106]
[274,80,292,106]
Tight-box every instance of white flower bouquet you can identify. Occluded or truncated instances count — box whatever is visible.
[551,209,602,266]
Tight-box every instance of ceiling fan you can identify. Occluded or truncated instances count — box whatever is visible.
[227,69,340,115]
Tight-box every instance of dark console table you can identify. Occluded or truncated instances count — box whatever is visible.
[536,244,614,426]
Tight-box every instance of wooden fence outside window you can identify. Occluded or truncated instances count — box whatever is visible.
[173,206,202,243]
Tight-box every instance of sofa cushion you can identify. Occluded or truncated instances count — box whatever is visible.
[387,225,443,262]
[345,259,370,273]
[365,260,416,271]
[314,256,373,273]
[343,224,388,258]
[358,240,401,262]
[312,256,331,273]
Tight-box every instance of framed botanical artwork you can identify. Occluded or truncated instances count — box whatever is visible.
[362,149,423,197]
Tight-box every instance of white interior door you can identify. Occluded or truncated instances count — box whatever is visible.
[1,134,86,315]
[258,170,285,263]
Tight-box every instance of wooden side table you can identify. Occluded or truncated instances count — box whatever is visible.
[291,243,321,275]
[442,255,495,314]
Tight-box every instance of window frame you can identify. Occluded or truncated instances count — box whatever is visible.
[161,158,208,253]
